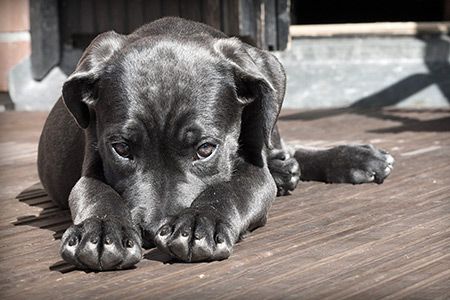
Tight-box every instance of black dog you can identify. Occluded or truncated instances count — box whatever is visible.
[38,17,394,270]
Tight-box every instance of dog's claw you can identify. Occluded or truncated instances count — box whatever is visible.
[155,209,236,262]
[216,234,225,244]
[125,239,134,248]
[60,217,142,271]
[68,237,77,246]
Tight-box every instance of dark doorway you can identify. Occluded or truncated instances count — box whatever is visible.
[291,0,449,24]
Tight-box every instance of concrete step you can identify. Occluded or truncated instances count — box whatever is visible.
[275,35,450,108]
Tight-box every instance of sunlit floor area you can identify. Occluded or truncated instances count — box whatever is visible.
[1,108,449,299]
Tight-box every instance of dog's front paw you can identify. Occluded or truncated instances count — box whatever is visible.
[327,144,395,184]
[60,217,142,271]
[268,149,301,196]
[155,209,237,262]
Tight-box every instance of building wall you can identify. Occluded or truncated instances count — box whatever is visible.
[0,0,31,92]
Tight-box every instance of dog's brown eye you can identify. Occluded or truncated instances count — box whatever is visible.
[112,142,131,158]
[196,143,216,160]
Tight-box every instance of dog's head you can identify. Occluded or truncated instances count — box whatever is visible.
[62,31,281,222]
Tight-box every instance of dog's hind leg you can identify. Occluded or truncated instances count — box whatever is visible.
[268,127,395,193]
[38,98,84,209]
[293,144,395,184]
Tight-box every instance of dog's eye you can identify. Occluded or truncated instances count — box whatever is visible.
[112,142,131,158]
[196,143,216,160]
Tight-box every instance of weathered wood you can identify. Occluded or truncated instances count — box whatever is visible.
[290,22,450,37]
[180,0,202,22]
[79,0,95,34]
[29,0,60,80]
[59,0,80,46]
[109,0,127,33]
[127,0,145,32]
[55,0,290,59]
[239,0,258,46]
[143,0,162,23]
[162,0,180,17]
[1,109,449,299]
[221,0,240,36]
[221,0,290,50]
[201,0,221,29]
[94,0,111,33]
[265,0,278,50]
[276,0,290,50]
[443,0,450,21]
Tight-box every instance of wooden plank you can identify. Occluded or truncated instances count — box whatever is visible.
[444,0,450,21]
[264,0,278,50]
[143,0,162,23]
[201,0,221,29]
[109,0,127,33]
[221,0,240,36]
[1,109,450,299]
[29,0,59,80]
[276,0,290,50]
[254,0,265,49]
[94,0,110,32]
[290,21,450,37]
[59,0,80,46]
[127,0,145,32]
[180,0,202,22]
[79,0,95,33]
[162,0,180,17]
[239,0,258,46]
[222,0,265,48]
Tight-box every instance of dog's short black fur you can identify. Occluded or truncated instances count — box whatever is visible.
[38,17,394,270]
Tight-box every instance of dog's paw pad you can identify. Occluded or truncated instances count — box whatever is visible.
[268,149,300,196]
[60,217,142,270]
[328,144,395,184]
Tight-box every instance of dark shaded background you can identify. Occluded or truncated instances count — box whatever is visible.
[292,0,448,24]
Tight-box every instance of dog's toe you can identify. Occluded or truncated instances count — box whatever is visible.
[385,153,395,165]
[155,209,235,262]
[268,150,301,196]
[60,217,142,270]
[350,145,395,184]
[324,144,395,184]
[60,226,83,267]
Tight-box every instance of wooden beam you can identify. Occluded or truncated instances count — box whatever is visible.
[290,22,450,38]
[265,0,278,50]
[221,0,240,36]
[201,0,221,29]
[29,0,59,80]
[444,0,450,21]
[276,0,290,50]
[180,0,201,22]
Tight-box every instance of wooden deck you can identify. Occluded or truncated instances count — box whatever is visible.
[0,109,449,299]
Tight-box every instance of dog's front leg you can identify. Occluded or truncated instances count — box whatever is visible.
[60,177,142,270]
[154,160,276,262]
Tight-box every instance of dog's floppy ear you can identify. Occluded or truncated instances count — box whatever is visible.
[62,31,127,129]
[214,38,283,165]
